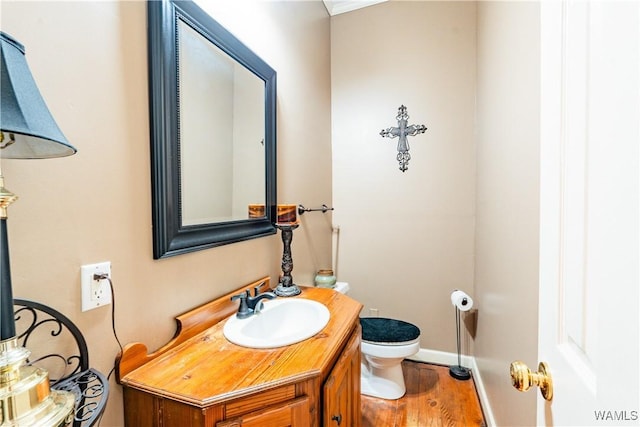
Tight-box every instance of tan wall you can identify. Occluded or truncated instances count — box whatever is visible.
[1,1,331,425]
[3,0,547,425]
[331,1,477,353]
[474,2,540,426]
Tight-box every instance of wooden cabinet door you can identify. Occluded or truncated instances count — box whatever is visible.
[324,366,349,427]
[216,396,310,427]
[323,327,361,427]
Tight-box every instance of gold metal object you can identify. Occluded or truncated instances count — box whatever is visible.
[510,360,553,401]
[0,337,75,426]
[0,131,16,150]
[0,175,19,220]
[0,132,19,219]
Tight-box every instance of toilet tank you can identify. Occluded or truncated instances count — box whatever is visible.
[334,282,350,294]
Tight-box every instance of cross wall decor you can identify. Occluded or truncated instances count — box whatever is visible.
[380,105,427,172]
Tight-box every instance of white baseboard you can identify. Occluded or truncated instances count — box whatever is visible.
[407,348,474,368]
[406,348,496,427]
[468,356,496,427]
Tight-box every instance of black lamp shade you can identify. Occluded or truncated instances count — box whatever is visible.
[0,31,76,158]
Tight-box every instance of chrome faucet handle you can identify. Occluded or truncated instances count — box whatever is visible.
[231,290,252,319]
[231,289,250,300]
[253,281,268,296]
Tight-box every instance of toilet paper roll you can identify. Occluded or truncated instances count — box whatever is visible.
[451,290,473,311]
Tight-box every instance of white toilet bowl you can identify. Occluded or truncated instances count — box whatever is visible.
[359,317,420,399]
[333,282,420,400]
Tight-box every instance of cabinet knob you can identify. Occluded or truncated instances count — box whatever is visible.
[331,414,342,425]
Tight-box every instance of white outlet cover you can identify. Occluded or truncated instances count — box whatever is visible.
[81,262,112,311]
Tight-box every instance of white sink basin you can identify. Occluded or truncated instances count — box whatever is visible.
[223,298,330,348]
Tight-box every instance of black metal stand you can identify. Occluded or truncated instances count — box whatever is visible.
[449,306,471,380]
[274,224,301,297]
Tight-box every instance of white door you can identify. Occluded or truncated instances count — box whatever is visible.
[538,1,639,425]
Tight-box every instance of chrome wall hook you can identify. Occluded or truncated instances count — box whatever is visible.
[298,204,334,215]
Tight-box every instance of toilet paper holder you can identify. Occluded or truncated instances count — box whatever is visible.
[450,289,474,381]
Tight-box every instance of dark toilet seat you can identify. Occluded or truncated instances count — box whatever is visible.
[360,317,421,346]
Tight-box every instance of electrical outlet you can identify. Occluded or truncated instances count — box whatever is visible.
[81,262,112,311]
[369,308,379,317]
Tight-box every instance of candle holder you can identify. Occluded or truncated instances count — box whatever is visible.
[274,223,301,297]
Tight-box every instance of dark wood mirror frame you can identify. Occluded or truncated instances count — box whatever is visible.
[148,0,277,259]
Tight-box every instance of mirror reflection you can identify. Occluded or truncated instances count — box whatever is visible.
[179,20,266,225]
[148,0,277,259]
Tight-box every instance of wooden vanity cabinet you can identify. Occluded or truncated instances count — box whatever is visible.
[117,279,363,427]
[215,396,311,427]
[323,325,361,427]
[122,382,313,426]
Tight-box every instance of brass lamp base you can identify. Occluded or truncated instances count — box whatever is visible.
[0,337,75,426]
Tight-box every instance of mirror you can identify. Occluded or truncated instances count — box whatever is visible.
[148,0,277,259]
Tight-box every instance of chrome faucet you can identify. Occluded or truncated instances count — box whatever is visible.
[248,282,277,313]
[230,282,277,319]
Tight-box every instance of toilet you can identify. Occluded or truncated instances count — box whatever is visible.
[334,282,421,400]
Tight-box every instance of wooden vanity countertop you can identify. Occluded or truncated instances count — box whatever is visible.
[120,286,362,408]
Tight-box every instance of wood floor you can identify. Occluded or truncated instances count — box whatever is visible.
[361,361,486,427]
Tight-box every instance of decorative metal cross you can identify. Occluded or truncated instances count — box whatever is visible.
[380,105,427,172]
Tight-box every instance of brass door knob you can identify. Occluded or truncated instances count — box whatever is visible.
[510,360,553,401]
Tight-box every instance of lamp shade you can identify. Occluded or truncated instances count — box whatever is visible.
[0,31,76,158]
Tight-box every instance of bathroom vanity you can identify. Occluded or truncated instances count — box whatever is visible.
[116,277,363,426]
